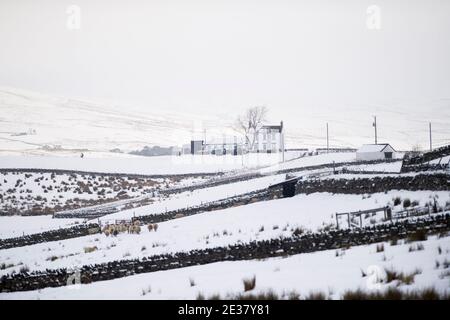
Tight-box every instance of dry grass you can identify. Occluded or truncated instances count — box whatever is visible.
[343,287,449,300]
[409,243,425,252]
[384,267,421,285]
[195,290,327,300]
[304,291,328,300]
[243,276,256,292]
[407,230,428,242]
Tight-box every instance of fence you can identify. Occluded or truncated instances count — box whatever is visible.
[336,207,389,229]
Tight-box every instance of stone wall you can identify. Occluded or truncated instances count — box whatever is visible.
[295,174,449,195]
[134,189,278,224]
[0,224,100,250]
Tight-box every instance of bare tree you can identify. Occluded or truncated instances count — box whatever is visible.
[235,106,268,151]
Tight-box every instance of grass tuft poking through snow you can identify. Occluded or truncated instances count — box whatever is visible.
[407,230,428,242]
[243,276,256,292]
[342,287,449,300]
[409,243,425,252]
[384,267,422,285]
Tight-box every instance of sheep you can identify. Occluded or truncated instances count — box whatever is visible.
[153,223,158,232]
[174,213,184,219]
[134,220,141,226]
[108,225,116,235]
[147,224,153,232]
[104,230,110,237]
[134,225,141,234]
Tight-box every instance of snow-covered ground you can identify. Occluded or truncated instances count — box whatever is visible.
[0,171,203,215]
[0,154,264,175]
[0,215,83,239]
[430,155,450,165]
[260,152,356,174]
[343,161,403,173]
[1,87,449,154]
[1,190,448,277]
[97,173,287,221]
[0,152,308,175]
[2,234,448,300]
[0,148,448,299]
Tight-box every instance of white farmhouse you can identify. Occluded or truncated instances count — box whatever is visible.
[356,144,396,161]
[254,121,284,153]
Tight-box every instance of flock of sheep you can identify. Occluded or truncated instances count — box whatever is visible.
[101,220,159,236]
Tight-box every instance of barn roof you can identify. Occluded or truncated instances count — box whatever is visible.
[357,144,395,153]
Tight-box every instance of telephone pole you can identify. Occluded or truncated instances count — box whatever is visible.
[373,116,378,144]
[326,123,329,153]
[429,122,432,151]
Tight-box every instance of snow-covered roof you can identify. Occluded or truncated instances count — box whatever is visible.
[357,144,395,153]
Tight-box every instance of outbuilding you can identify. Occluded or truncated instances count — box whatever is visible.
[356,144,396,161]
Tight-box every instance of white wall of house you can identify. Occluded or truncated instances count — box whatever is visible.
[356,144,396,161]
[254,128,282,153]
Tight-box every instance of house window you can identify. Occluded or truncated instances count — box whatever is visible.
[384,152,393,159]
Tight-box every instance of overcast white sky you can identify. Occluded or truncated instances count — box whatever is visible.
[1,0,449,149]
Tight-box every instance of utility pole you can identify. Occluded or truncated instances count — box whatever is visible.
[203,128,207,155]
[373,116,377,144]
[429,122,432,151]
[326,122,329,153]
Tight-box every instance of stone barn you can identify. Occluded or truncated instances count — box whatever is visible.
[356,144,396,161]
[268,176,299,198]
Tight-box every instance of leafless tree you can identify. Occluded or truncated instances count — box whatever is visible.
[235,106,268,151]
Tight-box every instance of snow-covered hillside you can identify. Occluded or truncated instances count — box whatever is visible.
[0,153,297,175]
[2,87,450,156]
[0,87,214,155]
[1,190,448,277]
[0,149,448,300]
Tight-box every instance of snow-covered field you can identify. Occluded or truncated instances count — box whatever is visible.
[0,215,83,239]
[97,173,287,221]
[344,161,403,173]
[0,150,448,299]
[0,154,289,175]
[2,234,448,300]
[1,190,448,278]
[260,152,357,174]
[0,171,203,215]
